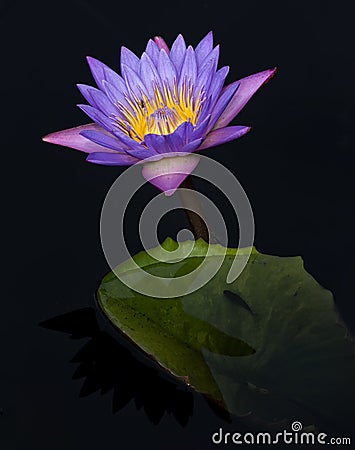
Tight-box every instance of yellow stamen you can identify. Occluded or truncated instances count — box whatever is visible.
[115,80,203,142]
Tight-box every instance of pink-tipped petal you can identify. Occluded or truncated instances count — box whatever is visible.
[198,126,251,151]
[142,154,200,196]
[213,68,277,129]
[154,36,170,54]
[42,123,117,154]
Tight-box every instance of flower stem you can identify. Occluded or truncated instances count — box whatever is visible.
[179,176,210,242]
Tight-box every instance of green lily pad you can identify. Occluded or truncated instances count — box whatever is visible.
[97,238,355,431]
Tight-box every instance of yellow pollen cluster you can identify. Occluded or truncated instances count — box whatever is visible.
[116,81,203,142]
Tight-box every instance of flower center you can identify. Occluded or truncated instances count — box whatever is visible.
[148,106,184,136]
[115,81,204,142]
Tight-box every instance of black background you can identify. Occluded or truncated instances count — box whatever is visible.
[2,0,355,448]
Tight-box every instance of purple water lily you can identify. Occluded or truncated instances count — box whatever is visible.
[43,32,276,195]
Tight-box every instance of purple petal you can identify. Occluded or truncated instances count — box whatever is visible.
[101,80,129,110]
[108,129,158,159]
[194,49,219,98]
[194,66,213,99]
[121,64,148,98]
[170,34,186,72]
[158,49,177,91]
[178,46,197,90]
[120,46,140,73]
[100,66,127,91]
[86,152,139,166]
[78,106,146,157]
[144,123,191,153]
[42,123,117,154]
[197,96,213,124]
[109,127,148,152]
[140,52,162,96]
[180,138,203,153]
[164,132,184,152]
[78,104,114,132]
[77,105,156,159]
[86,57,109,91]
[198,126,251,150]
[192,115,211,140]
[144,134,168,154]
[195,31,214,68]
[76,84,99,109]
[208,66,230,105]
[144,122,195,153]
[99,72,128,107]
[124,146,158,160]
[198,45,219,77]
[154,36,170,53]
[173,121,195,145]
[145,39,160,66]
[80,129,129,152]
[142,153,200,196]
[213,68,277,129]
[77,85,117,117]
[86,56,124,92]
[208,81,240,131]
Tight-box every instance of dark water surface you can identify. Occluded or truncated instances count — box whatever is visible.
[2,0,355,448]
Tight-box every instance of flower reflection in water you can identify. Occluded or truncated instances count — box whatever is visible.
[39,307,230,425]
